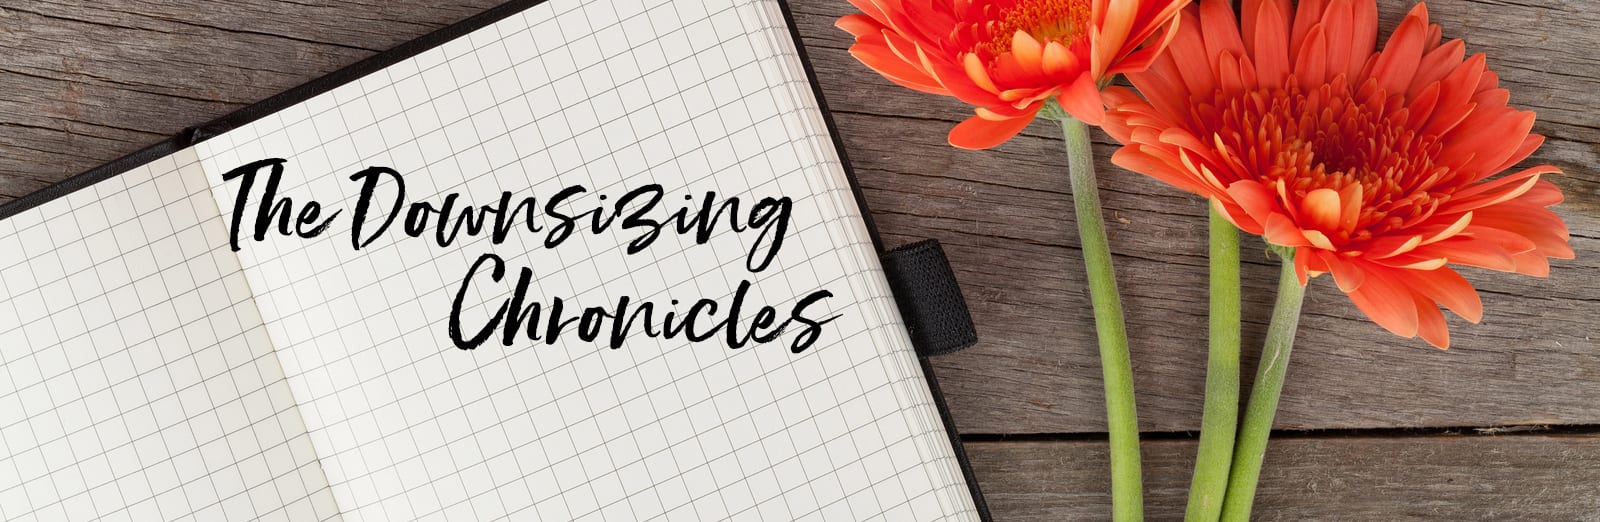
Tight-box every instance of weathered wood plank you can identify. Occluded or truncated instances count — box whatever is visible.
[967,434,1600,520]
[1,0,1597,435]
[0,0,502,196]
[794,0,1600,433]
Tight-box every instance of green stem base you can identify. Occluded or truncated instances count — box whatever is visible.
[1055,114,1143,522]
[1220,252,1307,522]
[1185,208,1241,521]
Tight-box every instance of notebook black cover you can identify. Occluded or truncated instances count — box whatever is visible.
[0,0,991,518]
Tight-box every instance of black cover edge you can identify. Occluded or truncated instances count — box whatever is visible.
[769,1,991,518]
[0,1,993,517]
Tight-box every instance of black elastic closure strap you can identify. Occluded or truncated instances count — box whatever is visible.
[880,239,978,357]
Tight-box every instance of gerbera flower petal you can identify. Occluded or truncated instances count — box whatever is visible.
[962,53,1003,94]
[847,44,948,95]
[1012,31,1047,76]
[949,112,1038,150]
[1315,250,1365,292]
[836,14,882,37]
[1103,0,1571,347]
[1413,294,1450,349]
[1164,9,1218,96]
[1370,11,1427,95]
[1298,188,1343,233]
[1225,180,1280,228]
[840,0,1191,149]
[1405,267,1483,323]
[1347,269,1421,339]
[1412,39,1466,98]
[1042,41,1079,77]
[1426,236,1518,272]
[1247,0,1292,86]
[1057,75,1108,125]
[1200,0,1247,66]
[1094,0,1141,77]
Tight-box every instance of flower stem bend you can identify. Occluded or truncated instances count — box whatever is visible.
[1054,112,1143,522]
[1186,207,1241,522]
[1220,250,1307,522]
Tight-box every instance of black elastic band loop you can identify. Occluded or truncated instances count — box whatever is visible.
[880,239,978,357]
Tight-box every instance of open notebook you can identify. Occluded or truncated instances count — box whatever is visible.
[0,0,986,520]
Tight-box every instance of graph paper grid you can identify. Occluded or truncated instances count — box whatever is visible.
[0,148,342,521]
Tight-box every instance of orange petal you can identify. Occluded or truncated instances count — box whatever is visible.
[1346,269,1421,339]
[1491,134,1546,175]
[1518,178,1564,207]
[1225,180,1279,226]
[1294,25,1329,89]
[1367,234,1423,259]
[1320,251,1366,292]
[1411,39,1466,99]
[848,46,947,95]
[1320,0,1356,78]
[1041,41,1078,77]
[1264,212,1311,248]
[1348,0,1379,75]
[948,112,1036,150]
[1250,0,1292,87]
[1299,188,1342,232]
[1166,9,1217,97]
[962,53,1002,94]
[1111,146,1213,195]
[1289,0,1328,60]
[835,14,881,37]
[1094,0,1139,77]
[1302,229,1336,250]
[1413,294,1451,349]
[1213,198,1264,234]
[1337,182,1363,233]
[1371,6,1426,95]
[1200,0,1247,66]
[1470,204,1574,260]
[1419,212,1473,246]
[1106,12,1182,76]
[1011,31,1045,76]
[1406,267,1483,323]
[1057,75,1107,126]
[1510,250,1552,277]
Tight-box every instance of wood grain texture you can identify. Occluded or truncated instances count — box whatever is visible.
[967,434,1600,520]
[0,0,503,197]
[6,0,1600,516]
[1,0,1596,432]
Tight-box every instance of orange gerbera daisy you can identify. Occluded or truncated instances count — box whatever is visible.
[837,0,1189,149]
[1102,0,1572,348]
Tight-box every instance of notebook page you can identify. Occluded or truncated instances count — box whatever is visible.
[196,0,976,520]
[750,0,979,515]
[0,149,340,520]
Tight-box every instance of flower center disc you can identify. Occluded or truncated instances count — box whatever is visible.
[973,0,1092,57]
[1209,80,1452,243]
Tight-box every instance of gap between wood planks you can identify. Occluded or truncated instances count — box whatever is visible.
[960,423,1600,442]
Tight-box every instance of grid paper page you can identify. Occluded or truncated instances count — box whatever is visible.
[197,0,977,520]
[0,148,340,521]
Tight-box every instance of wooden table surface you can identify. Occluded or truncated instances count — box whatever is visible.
[2,0,1596,519]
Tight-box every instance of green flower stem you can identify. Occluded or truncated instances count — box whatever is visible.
[1220,251,1307,522]
[1186,207,1241,522]
[1055,114,1143,522]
